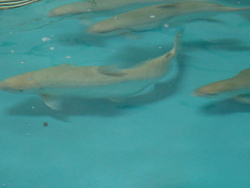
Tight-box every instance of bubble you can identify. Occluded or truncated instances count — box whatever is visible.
[62,10,67,13]
[86,8,92,12]
[20,61,24,64]
[28,78,32,81]
[114,17,118,20]
[49,47,55,50]
[150,15,156,18]
[66,56,71,59]
[31,106,35,109]
[42,37,50,42]
[164,24,169,28]
[10,50,15,53]
[27,133,31,136]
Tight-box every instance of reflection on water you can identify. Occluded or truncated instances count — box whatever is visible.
[0,0,40,10]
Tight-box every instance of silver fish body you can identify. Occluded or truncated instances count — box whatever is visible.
[87,1,250,35]
[194,68,250,104]
[48,0,173,17]
[0,31,182,110]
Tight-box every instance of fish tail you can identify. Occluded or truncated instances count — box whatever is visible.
[169,29,183,56]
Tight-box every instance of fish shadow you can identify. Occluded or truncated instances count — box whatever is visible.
[6,97,125,121]
[182,38,250,52]
[56,32,107,47]
[199,99,250,115]
[6,54,188,121]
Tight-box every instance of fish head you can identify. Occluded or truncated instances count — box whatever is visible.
[193,79,239,98]
[48,0,96,17]
[0,73,38,94]
[48,4,79,17]
[194,68,250,99]
[86,17,127,35]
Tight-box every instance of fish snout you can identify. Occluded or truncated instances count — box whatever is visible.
[86,24,109,34]
[86,27,100,34]
[0,81,20,93]
[194,79,239,98]
[48,6,74,17]
[0,75,34,94]
[193,86,221,98]
[193,83,223,97]
[87,23,122,35]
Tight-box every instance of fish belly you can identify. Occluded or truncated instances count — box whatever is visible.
[42,79,157,99]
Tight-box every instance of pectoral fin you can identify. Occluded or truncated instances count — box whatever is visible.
[234,94,250,104]
[40,94,63,110]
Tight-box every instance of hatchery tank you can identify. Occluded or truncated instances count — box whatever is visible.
[0,0,250,187]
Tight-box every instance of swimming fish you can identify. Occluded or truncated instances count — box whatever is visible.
[0,0,40,9]
[48,0,171,17]
[0,31,182,110]
[194,68,250,104]
[87,1,250,35]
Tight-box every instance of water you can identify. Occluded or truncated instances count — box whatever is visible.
[0,0,250,187]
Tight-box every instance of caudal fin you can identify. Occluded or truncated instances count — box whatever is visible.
[170,29,183,55]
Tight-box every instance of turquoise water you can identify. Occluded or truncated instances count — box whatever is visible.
[1,1,250,187]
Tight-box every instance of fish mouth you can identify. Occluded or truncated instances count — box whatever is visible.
[193,91,220,98]
[193,88,250,100]
[0,87,24,93]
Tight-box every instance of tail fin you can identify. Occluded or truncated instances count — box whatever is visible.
[171,29,183,55]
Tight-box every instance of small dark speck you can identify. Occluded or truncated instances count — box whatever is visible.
[43,122,48,127]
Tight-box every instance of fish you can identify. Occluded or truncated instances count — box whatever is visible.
[87,1,250,35]
[0,31,182,110]
[0,0,40,9]
[48,0,172,17]
[194,68,250,104]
